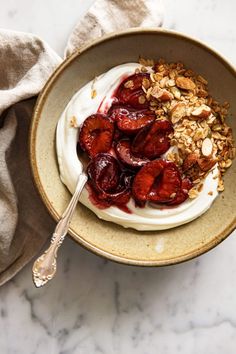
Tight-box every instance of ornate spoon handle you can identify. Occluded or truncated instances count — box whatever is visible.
[32,173,88,288]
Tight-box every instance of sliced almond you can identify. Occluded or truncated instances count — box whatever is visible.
[150,86,173,102]
[201,138,213,157]
[170,102,187,124]
[191,104,211,119]
[169,86,181,100]
[166,79,176,87]
[158,89,174,102]
[159,76,169,88]
[197,157,216,172]
[176,76,196,91]
[182,152,199,171]
[150,85,160,97]
[206,114,216,125]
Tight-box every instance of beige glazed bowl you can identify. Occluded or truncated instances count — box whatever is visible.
[30,28,236,266]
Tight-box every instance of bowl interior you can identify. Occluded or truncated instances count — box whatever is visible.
[31,29,236,265]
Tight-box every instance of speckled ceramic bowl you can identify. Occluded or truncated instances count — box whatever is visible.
[30,28,236,266]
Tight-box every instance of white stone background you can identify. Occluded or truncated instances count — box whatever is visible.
[0,0,236,353]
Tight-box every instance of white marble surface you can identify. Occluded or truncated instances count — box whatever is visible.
[0,0,236,353]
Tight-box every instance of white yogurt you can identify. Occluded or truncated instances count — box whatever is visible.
[56,63,219,231]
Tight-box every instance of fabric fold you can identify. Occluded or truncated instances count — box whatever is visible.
[65,0,164,56]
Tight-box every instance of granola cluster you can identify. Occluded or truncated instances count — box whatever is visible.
[138,58,235,198]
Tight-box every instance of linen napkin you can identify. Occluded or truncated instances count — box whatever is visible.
[0,0,164,286]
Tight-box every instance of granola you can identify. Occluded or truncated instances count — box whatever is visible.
[139,57,235,197]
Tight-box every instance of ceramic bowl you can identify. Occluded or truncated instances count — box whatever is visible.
[30,28,236,266]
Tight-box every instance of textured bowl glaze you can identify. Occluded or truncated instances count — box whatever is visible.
[30,28,236,266]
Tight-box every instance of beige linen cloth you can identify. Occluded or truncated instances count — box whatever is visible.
[0,0,164,285]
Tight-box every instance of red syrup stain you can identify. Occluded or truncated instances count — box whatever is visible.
[86,182,132,214]
[97,74,130,114]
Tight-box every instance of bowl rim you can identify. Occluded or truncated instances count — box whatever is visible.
[29,27,236,266]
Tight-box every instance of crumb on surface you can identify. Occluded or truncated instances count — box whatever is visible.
[70,115,78,128]
[91,89,97,99]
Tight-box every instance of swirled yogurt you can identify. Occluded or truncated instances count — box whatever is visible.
[56,63,219,231]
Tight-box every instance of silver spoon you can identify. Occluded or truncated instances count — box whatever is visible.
[32,173,88,288]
